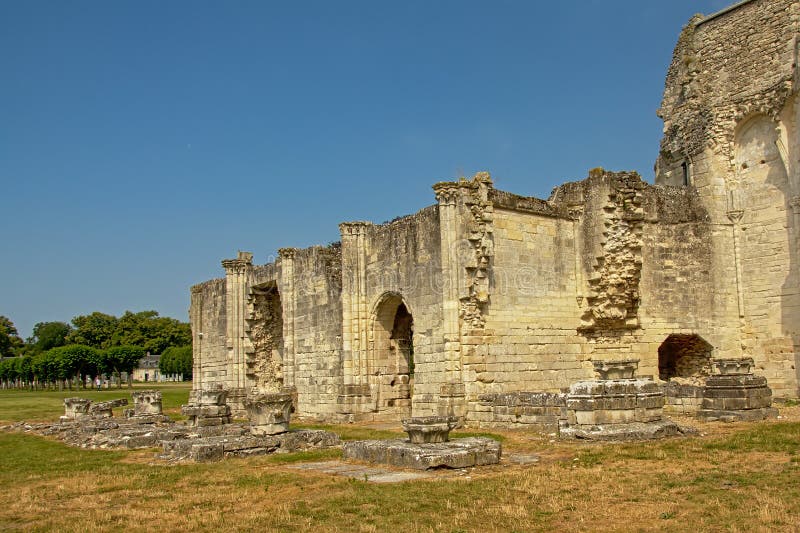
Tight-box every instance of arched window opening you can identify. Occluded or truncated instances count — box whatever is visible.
[658,334,713,381]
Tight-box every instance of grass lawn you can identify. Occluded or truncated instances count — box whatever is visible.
[1,389,799,532]
[0,382,192,422]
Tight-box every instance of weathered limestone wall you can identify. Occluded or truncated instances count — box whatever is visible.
[481,209,582,389]
[656,0,800,396]
[188,0,800,428]
[190,278,228,393]
[636,185,741,381]
[287,245,344,419]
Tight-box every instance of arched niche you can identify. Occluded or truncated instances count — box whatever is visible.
[246,282,284,391]
[734,114,789,206]
[368,292,413,416]
[657,334,713,381]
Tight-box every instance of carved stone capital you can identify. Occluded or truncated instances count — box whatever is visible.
[432,182,459,205]
[278,247,297,260]
[222,251,253,274]
[338,221,371,237]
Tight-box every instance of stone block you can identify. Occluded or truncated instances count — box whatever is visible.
[191,443,224,462]
[342,437,501,470]
[131,390,163,415]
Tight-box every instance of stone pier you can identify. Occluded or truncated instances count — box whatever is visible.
[697,358,778,422]
[181,388,232,427]
[561,360,691,440]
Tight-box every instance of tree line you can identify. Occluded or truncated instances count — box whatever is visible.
[0,311,193,390]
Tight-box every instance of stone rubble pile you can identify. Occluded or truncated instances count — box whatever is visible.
[5,388,340,463]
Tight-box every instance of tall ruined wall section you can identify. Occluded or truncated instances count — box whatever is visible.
[189,278,227,393]
[287,245,344,418]
[188,247,343,417]
[339,205,443,420]
[468,186,580,399]
[656,0,800,396]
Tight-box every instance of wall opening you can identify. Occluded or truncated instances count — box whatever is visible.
[369,292,413,417]
[658,334,713,381]
[247,283,284,391]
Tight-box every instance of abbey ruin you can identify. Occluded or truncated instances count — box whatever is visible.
[189,0,800,428]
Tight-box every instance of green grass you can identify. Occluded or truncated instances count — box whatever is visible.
[1,389,799,531]
[0,382,191,422]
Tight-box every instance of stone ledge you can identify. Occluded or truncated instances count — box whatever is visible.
[696,407,779,422]
[560,419,696,441]
[342,437,501,470]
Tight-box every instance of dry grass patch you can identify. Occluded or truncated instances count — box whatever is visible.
[1,405,799,531]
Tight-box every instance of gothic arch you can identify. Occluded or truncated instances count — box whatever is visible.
[245,282,284,392]
[367,291,413,416]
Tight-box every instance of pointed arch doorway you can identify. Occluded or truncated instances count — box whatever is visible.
[368,292,413,419]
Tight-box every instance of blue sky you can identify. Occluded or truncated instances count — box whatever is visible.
[1,0,731,337]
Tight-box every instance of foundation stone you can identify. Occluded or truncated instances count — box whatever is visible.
[342,437,501,470]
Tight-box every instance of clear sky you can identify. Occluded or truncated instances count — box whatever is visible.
[1,0,731,338]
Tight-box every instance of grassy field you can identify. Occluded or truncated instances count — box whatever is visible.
[0,382,192,421]
[1,389,799,532]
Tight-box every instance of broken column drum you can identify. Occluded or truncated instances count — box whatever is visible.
[697,358,778,421]
[61,398,92,422]
[181,388,232,427]
[567,360,664,426]
[244,392,293,436]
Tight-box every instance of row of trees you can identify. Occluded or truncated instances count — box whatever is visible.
[0,311,193,389]
[16,311,191,356]
[0,345,145,390]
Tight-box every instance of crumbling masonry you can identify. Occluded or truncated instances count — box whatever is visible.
[190,0,800,427]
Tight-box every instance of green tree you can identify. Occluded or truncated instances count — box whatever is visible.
[67,312,118,349]
[17,355,34,389]
[67,311,191,354]
[0,316,24,357]
[48,345,100,389]
[111,311,191,353]
[104,345,145,388]
[0,358,14,388]
[27,322,72,353]
[159,345,192,380]
[32,349,62,389]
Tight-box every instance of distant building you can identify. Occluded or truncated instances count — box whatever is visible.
[132,352,183,382]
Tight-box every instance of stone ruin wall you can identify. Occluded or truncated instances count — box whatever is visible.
[189,0,800,428]
[467,170,723,428]
[656,0,800,396]
[339,205,445,420]
[287,244,344,419]
[190,278,228,396]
